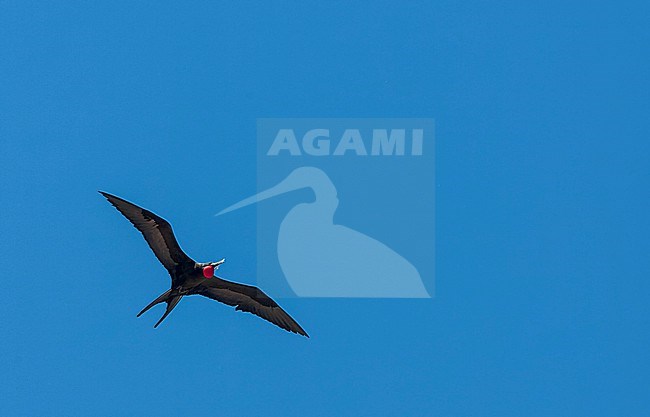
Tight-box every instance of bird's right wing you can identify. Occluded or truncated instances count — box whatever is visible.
[191,277,309,337]
[100,191,194,273]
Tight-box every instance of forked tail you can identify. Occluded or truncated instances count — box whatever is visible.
[137,289,184,328]
[153,295,183,328]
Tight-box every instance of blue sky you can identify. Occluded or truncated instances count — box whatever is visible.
[1,1,649,416]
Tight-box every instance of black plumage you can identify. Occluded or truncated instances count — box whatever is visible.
[100,191,308,337]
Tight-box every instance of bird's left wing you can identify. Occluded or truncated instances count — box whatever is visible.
[99,191,194,273]
[191,277,309,337]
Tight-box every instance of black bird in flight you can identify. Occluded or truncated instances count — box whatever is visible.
[99,191,308,337]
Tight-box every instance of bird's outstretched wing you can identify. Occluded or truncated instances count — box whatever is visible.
[99,191,194,273]
[191,277,309,337]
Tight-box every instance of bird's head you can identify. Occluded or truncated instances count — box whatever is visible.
[201,258,225,279]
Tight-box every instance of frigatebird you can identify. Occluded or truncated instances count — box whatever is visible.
[99,191,308,337]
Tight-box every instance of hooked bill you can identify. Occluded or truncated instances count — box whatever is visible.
[202,265,214,278]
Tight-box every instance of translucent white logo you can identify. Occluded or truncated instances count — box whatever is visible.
[217,118,435,298]
[218,166,430,297]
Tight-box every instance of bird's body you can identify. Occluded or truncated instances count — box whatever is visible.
[99,191,308,337]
